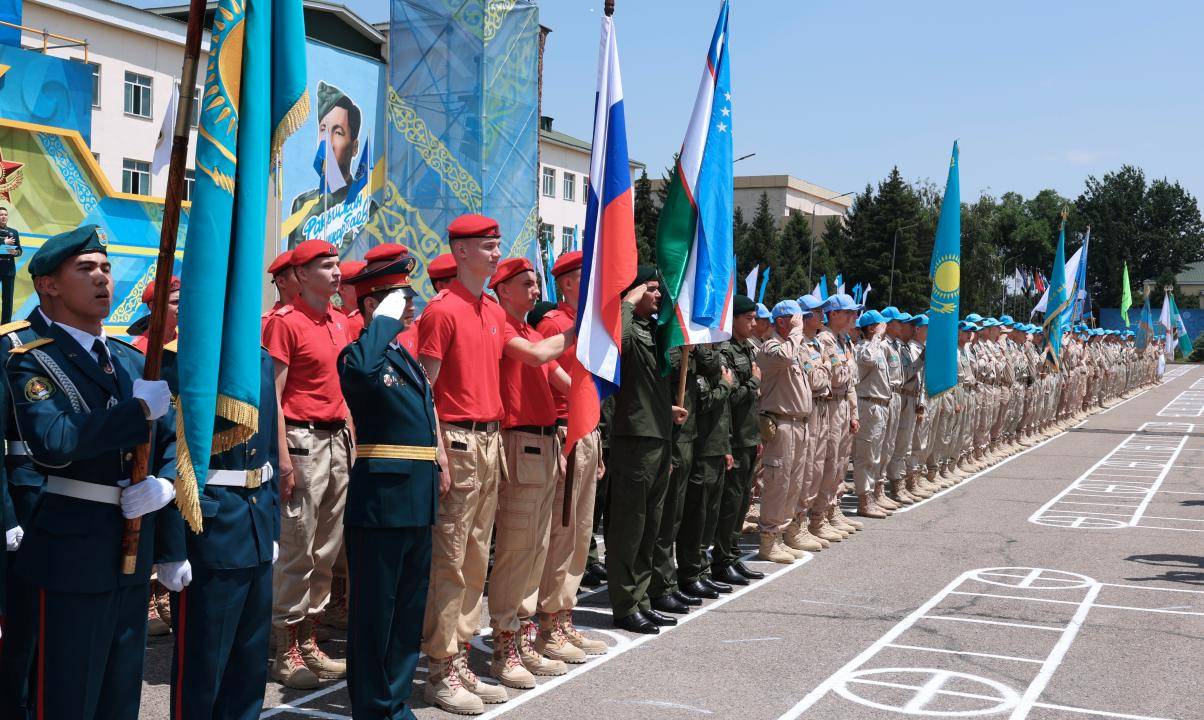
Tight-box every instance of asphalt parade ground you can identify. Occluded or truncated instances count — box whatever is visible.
[138,365,1204,719]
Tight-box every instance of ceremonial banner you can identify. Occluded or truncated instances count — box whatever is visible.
[0,0,19,46]
[657,0,735,350]
[926,141,960,398]
[175,0,308,530]
[1137,294,1153,349]
[1031,243,1082,317]
[1170,294,1193,357]
[1043,219,1070,369]
[567,8,636,455]
[1119,262,1132,327]
[388,0,540,300]
[280,41,386,253]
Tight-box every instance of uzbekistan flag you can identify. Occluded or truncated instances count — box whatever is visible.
[567,10,637,454]
[657,0,735,349]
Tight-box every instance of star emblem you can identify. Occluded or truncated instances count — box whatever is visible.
[716,122,727,133]
[720,106,730,117]
[724,92,731,102]
[0,147,24,203]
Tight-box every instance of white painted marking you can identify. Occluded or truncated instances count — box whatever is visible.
[605,699,714,714]
[948,590,1082,606]
[1031,701,1180,720]
[1006,582,1101,720]
[261,682,349,718]
[721,636,782,644]
[1101,583,1204,595]
[921,615,1065,632]
[885,643,1044,664]
[1091,604,1204,617]
[832,669,1020,716]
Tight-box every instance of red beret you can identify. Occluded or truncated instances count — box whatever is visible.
[142,275,181,304]
[447,214,500,242]
[488,257,534,290]
[339,260,367,280]
[363,243,409,263]
[552,250,583,277]
[427,253,458,281]
[268,250,294,276]
[291,240,338,266]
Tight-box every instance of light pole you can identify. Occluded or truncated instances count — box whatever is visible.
[808,189,855,285]
[888,221,920,307]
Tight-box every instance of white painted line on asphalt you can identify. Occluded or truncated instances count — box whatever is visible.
[1029,422,1193,530]
[1092,604,1204,617]
[472,551,816,719]
[1102,583,1204,595]
[1007,582,1101,720]
[604,699,715,714]
[885,643,1044,664]
[721,636,782,644]
[949,590,1082,606]
[268,708,350,720]
[1031,701,1180,720]
[920,615,1065,632]
[262,682,349,718]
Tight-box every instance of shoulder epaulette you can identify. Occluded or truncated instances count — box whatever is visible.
[0,320,31,336]
[273,305,294,317]
[164,339,179,353]
[426,289,451,305]
[10,338,53,354]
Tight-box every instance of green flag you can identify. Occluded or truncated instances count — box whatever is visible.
[1119,262,1132,327]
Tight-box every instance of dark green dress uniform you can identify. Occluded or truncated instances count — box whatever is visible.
[161,348,279,720]
[649,346,698,603]
[712,338,761,574]
[586,395,615,575]
[339,313,438,720]
[605,300,673,623]
[0,311,52,720]
[4,319,181,720]
[677,345,732,586]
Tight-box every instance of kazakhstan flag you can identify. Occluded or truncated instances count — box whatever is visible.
[1043,217,1071,370]
[175,0,308,530]
[925,141,960,398]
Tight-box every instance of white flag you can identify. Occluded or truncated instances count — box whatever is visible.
[744,265,758,300]
[862,283,872,308]
[1160,294,1175,358]
[1031,245,1083,317]
[152,82,179,175]
[323,130,347,194]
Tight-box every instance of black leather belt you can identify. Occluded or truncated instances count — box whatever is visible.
[447,420,501,433]
[555,418,568,428]
[509,424,558,436]
[286,418,347,432]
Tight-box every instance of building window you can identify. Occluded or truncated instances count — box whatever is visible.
[124,72,153,118]
[190,86,202,128]
[72,59,101,108]
[583,175,589,202]
[122,158,151,195]
[561,226,575,251]
[541,167,556,198]
[562,171,576,202]
[538,222,554,247]
[184,169,195,201]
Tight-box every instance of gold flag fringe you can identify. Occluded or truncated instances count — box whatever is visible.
[173,393,260,534]
[271,90,310,165]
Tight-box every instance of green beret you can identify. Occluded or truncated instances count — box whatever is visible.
[733,294,757,316]
[527,300,558,328]
[624,264,658,294]
[29,224,108,277]
[316,81,362,139]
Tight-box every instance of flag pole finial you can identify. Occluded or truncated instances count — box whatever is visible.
[605,0,614,16]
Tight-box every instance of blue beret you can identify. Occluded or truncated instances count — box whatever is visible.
[771,299,803,321]
[755,303,771,320]
[857,309,887,328]
[29,224,109,277]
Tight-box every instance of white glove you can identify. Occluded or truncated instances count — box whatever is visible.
[375,289,410,321]
[272,541,279,564]
[120,475,176,519]
[5,525,22,551]
[133,379,172,420]
[156,560,192,592]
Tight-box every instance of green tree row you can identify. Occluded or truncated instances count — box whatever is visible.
[630,164,1204,316]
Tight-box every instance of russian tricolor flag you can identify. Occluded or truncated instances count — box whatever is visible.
[567,11,637,454]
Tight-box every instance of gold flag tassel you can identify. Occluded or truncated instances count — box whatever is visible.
[173,393,259,533]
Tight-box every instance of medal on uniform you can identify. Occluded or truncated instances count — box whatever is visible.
[383,372,397,387]
[24,376,54,401]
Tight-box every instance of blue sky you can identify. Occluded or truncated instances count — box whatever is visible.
[146,0,1204,202]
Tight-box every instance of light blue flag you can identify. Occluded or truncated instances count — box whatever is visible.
[851,282,862,303]
[1070,228,1091,320]
[926,141,960,398]
[1043,217,1071,369]
[1171,295,1193,357]
[1137,294,1153,349]
[819,275,829,301]
[757,266,771,304]
[175,0,309,531]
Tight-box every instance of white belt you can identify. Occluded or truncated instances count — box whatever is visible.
[7,440,28,456]
[206,463,274,488]
[45,476,122,505]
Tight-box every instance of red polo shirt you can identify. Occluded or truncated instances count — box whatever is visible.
[264,299,350,422]
[535,302,577,420]
[398,322,419,356]
[262,300,290,336]
[418,279,515,423]
[499,313,558,428]
[339,308,364,343]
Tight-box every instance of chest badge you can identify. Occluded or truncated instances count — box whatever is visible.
[25,376,55,402]
[383,372,399,388]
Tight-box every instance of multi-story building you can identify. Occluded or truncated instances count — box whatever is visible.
[537,115,644,256]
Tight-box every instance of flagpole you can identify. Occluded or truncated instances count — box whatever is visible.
[121,0,207,574]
